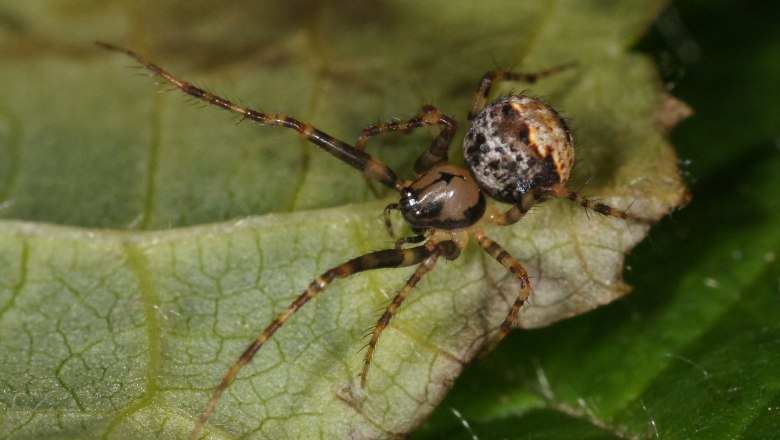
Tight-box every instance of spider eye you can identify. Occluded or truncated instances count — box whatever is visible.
[400,190,418,211]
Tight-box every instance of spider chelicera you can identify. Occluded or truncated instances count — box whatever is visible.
[98,42,651,439]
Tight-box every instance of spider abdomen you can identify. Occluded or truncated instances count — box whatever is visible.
[463,95,575,204]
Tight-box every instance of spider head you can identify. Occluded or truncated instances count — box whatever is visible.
[399,164,485,231]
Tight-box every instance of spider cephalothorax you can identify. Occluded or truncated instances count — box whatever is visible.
[99,42,650,439]
[398,164,485,230]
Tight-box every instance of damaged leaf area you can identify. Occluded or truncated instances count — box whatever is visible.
[0,0,689,439]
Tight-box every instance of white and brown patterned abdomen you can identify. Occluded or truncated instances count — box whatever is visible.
[464,96,575,204]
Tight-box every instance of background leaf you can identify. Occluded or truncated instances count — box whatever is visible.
[2,1,771,439]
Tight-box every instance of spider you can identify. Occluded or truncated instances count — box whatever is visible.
[98,42,651,439]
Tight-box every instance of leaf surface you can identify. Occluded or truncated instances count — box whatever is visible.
[0,1,696,439]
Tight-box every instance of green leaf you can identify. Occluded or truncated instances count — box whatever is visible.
[0,1,715,439]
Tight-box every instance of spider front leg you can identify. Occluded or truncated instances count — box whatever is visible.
[468,63,577,120]
[357,105,457,195]
[359,239,462,388]
[358,104,457,174]
[472,231,532,354]
[97,42,409,193]
[187,245,437,440]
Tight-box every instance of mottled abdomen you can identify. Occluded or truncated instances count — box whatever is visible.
[463,95,575,204]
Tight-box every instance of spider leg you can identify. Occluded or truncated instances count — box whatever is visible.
[394,234,427,249]
[358,105,457,174]
[188,245,435,440]
[358,105,457,194]
[485,189,546,226]
[486,205,527,226]
[97,42,408,192]
[548,183,654,224]
[487,183,654,226]
[359,239,461,388]
[472,231,531,354]
[468,63,577,120]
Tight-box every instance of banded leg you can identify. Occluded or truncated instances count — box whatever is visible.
[472,232,532,353]
[187,246,434,440]
[548,183,653,224]
[487,184,652,226]
[97,42,408,192]
[357,105,457,194]
[359,240,461,387]
[486,205,526,226]
[358,105,457,174]
[468,63,577,120]
[486,188,548,226]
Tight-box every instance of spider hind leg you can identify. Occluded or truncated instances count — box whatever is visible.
[359,239,461,388]
[187,245,435,440]
[468,63,577,120]
[550,184,652,223]
[472,231,532,354]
